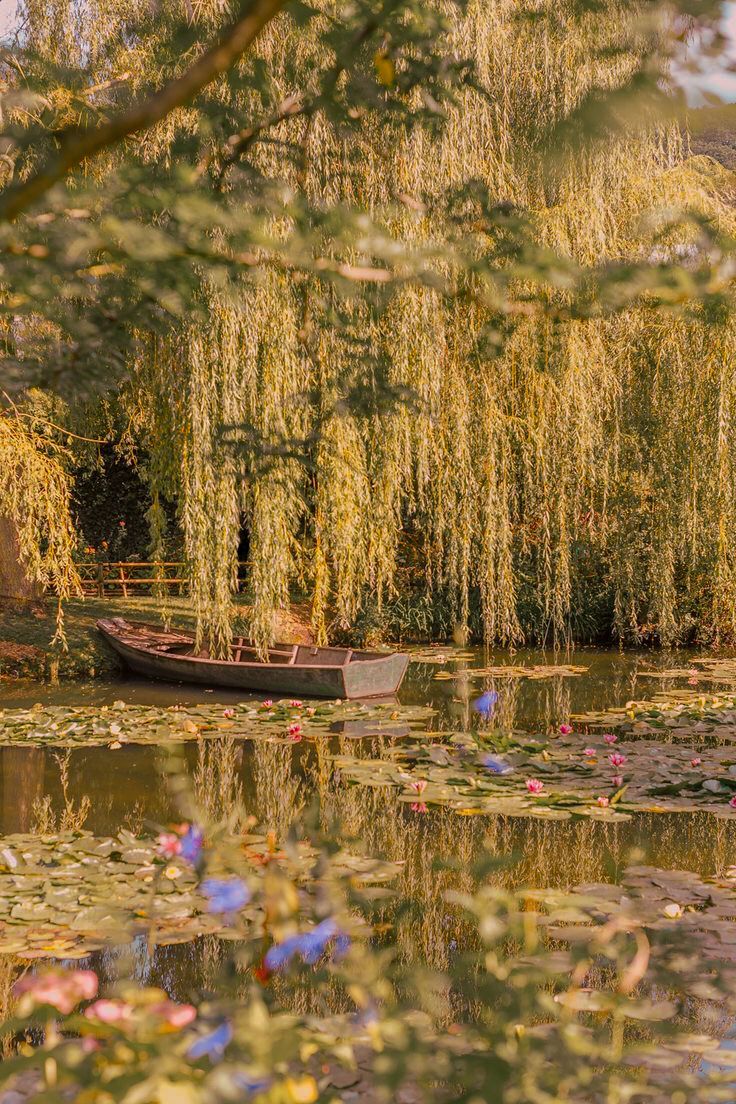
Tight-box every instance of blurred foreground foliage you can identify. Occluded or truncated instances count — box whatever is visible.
[3,748,736,1102]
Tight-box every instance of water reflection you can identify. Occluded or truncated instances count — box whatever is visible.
[2,646,736,988]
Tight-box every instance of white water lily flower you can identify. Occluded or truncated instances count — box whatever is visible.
[662,902,683,919]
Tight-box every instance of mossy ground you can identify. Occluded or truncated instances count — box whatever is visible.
[0,596,314,681]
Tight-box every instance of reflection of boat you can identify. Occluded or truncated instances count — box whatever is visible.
[330,716,411,739]
[97,619,409,699]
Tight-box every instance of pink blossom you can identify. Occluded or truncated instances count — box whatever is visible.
[691,757,701,768]
[288,722,303,741]
[611,775,623,787]
[305,707,316,716]
[14,968,98,1015]
[608,753,627,768]
[85,999,133,1025]
[411,780,428,795]
[261,700,273,709]
[222,708,235,719]
[526,779,544,794]
[150,1000,196,1029]
[410,801,428,813]
[596,796,610,807]
[583,748,596,757]
[603,733,617,745]
[156,832,181,859]
[290,700,303,708]
[730,796,736,809]
[559,724,573,735]
[688,677,698,686]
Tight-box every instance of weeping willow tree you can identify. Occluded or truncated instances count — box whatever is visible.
[0,411,80,629]
[7,0,736,651]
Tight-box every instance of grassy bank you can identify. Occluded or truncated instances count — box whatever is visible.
[0,597,314,681]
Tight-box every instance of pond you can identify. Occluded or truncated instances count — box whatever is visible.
[1,644,735,998]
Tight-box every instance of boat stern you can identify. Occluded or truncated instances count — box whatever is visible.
[342,651,409,699]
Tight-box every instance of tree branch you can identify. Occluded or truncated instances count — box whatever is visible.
[0,0,287,222]
[213,11,381,186]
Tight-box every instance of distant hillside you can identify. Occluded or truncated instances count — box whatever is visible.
[688,104,736,169]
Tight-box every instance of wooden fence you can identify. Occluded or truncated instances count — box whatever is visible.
[75,558,422,598]
[76,562,249,598]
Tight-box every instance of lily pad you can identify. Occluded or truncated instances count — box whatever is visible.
[0,830,401,959]
[0,700,435,749]
[330,727,736,820]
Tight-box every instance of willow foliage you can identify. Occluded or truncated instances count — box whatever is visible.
[10,0,736,650]
[0,412,81,631]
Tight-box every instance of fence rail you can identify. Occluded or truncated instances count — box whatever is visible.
[75,558,423,598]
[75,561,250,598]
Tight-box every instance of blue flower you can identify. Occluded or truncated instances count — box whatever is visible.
[263,934,302,971]
[299,918,339,964]
[264,918,349,972]
[180,826,204,864]
[230,1072,272,1096]
[481,754,513,775]
[201,877,250,914]
[473,690,498,717]
[187,1020,233,1061]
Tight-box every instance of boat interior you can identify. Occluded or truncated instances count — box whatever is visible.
[154,641,360,666]
[105,619,386,666]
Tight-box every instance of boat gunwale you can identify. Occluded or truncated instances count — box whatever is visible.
[96,620,402,672]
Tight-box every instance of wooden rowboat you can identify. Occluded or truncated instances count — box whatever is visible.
[96,618,409,699]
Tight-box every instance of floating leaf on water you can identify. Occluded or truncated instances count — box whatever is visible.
[0,700,435,749]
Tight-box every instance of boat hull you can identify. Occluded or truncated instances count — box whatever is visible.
[97,622,409,699]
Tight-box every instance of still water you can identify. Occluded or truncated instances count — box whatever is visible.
[1,645,734,996]
[0,645,732,873]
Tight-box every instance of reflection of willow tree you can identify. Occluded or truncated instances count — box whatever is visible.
[251,740,305,839]
[0,749,45,835]
[193,737,245,826]
[297,735,736,967]
[10,1,736,651]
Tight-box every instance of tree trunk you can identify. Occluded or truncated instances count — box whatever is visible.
[0,515,41,602]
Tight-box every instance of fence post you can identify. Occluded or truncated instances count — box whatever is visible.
[96,563,105,598]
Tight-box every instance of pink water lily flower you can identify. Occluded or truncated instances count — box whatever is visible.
[410,801,428,813]
[14,968,98,1015]
[287,722,303,741]
[85,999,133,1025]
[222,708,235,719]
[526,779,544,794]
[559,724,573,735]
[290,700,303,708]
[156,832,181,859]
[150,1000,197,1029]
[411,780,428,795]
[611,775,623,787]
[603,733,617,745]
[608,752,627,768]
[596,796,610,807]
[730,796,736,809]
[583,748,596,757]
[691,757,701,768]
[261,700,273,709]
